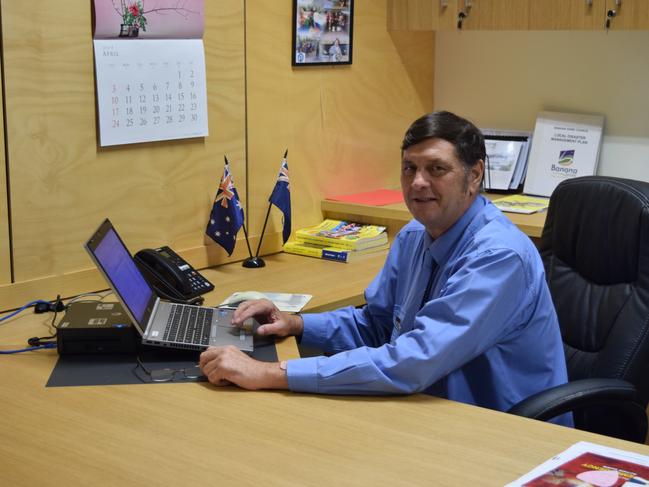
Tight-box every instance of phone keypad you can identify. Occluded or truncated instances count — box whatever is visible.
[188,271,212,293]
[156,246,214,297]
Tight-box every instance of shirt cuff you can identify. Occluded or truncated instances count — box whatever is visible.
[300,313,327,348]
[286,357,320,393]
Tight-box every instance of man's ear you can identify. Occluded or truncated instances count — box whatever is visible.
[469,159,485,195]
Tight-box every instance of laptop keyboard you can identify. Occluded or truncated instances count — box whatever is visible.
[163,304,213,346]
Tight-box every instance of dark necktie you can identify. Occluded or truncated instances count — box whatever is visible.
[419,252,438,310]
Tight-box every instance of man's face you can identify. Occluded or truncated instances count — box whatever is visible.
[401,137,484,239]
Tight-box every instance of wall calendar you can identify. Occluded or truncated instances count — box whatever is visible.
[93,1,208,147]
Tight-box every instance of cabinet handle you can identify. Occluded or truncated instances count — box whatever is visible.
[586,0,592,6]
[440,0,448,8]
[605,9,617,30]
[465,0,473,8]
[457,11,467,29]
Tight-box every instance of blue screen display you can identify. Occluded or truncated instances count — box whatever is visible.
[93,228,152,323]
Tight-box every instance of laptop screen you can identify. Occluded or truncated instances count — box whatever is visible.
[85,219,155,328]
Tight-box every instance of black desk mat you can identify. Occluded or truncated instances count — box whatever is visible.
[46,334,277,387]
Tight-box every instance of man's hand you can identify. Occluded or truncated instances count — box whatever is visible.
[199,346,288,390]
[232,299,304,337]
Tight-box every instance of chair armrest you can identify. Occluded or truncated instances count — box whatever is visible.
[507,378,639,421]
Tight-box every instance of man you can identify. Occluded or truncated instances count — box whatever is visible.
[199,111,570,422]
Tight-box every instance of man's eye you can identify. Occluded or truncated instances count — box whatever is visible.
[430,166,446,175]
[402,165,415,174]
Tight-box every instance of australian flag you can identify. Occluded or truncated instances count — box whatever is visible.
[269,152,291,244]
[206,158,244,256]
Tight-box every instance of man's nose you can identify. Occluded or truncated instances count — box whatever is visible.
[411,170,429,189]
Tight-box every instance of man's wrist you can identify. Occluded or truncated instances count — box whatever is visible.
[264,361,289,390]
[290,313,304,336]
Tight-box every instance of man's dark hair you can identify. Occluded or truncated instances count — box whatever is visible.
[401,111,486,169]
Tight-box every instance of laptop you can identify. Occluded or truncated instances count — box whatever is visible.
[84,218,254,352]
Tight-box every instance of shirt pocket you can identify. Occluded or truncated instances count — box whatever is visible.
[390,305,405,344]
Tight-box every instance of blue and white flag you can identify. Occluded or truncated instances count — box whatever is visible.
[269,152,291,244]
[206,159,244,256]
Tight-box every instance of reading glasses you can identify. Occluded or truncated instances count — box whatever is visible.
[135,356,204,383]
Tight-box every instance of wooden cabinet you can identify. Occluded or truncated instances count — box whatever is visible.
[387,0,456,31]
[528,0,604,30]
[605,0,649,29]
[458,0,530,30]
[387,0,649,31]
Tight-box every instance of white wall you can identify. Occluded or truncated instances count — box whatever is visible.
[434,30,649,182]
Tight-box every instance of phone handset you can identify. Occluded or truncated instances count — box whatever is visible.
[134,246,214,302]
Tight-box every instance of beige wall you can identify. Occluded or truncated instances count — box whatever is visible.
[247,0,435,237]
[434,30,649,182]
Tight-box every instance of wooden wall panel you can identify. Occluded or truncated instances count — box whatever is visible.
[0,60,9,285]
[246,0,435,239]
[0,1,246,307]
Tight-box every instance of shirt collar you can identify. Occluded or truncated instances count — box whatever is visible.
[424,194,488,266]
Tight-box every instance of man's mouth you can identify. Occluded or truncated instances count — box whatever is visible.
[412,196,437,203]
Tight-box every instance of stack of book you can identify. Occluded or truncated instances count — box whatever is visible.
[283,219,389,263]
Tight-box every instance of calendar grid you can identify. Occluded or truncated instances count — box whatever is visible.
[94,39,209,146]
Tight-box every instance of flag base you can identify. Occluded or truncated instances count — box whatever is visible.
[242,257,266,268]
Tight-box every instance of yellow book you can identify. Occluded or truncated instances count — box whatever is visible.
[492,194,550,214]
[294,219,387,251]
[283,240,389,263]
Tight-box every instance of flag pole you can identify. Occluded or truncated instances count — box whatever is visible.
[241,222,255,260]
[253,203,273,258]
[241,215,267,268]
[241,152,268,268]
[242,149,289,268]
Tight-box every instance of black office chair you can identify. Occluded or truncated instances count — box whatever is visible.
[508,176,649,443]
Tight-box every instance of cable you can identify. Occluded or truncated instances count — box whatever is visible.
[0,300,49,323]
[151,284,204,306]
[28,300,64,346]
[66,290,114,305]
[0,343,56,354]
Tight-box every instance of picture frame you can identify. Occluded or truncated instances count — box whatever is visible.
[292,0,354,66]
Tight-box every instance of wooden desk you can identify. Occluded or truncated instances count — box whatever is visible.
[2,254,649,486]
[322,192,547,239]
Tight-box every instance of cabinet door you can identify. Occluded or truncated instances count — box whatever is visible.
[529,0,605,30]
[387,0,457,31]
[459,0,530,30]
[606,0,649,29]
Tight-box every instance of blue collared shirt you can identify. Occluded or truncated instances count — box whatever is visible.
[287,195,570,423]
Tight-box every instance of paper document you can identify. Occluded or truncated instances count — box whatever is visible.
[219,292,312,313]
[492,194,550,214]
[505,441,649,486]
[524,111,604,197]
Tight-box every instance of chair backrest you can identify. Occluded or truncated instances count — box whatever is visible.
[540,176,649,436]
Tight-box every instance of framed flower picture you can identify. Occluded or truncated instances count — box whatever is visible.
[292,0,354,66]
